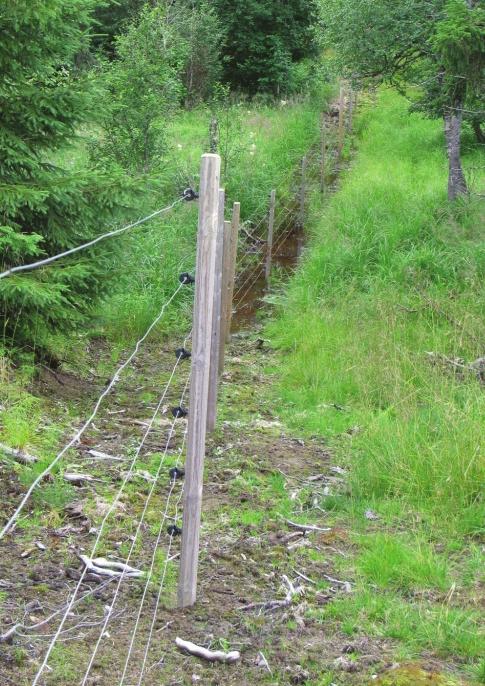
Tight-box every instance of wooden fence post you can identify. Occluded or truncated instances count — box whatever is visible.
[264,190,276,285]
[338,83,345,158]
[299,156,307,229]
[207,189,225,433]
[178,153,221,609]
[348,87,354,133]
[224,202,240,344]
[320,113,326,194]
[218,218,233,375]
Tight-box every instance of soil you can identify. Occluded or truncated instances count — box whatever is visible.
[0,107,471,686]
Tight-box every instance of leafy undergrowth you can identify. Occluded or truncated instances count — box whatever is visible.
[99,97,329,343]
[268,90,485,682]
[1,327,479,686]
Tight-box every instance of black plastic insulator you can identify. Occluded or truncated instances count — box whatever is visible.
[183,188,199,201]
[175,347,191,361]
[169,467,185,480]
[171,406,188,419]
[179,272,195,285]
[167,524,182,537]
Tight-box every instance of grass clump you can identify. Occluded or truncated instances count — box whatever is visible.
[269,89,484,673]
[269,89,485,536]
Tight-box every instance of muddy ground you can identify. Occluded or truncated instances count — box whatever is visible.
[0,326,404,686]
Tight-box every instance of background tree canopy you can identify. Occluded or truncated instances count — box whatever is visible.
[213,0,320,94]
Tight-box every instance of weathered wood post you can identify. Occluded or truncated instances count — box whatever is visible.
[320,112,326,194]
[207,189,225,432]
[224,202,240,344]
[298,156,307,256]
[218,218,233,375]
[338,83,345,158]
[178,153,221,609]
[348,87,354,133]
[299,156,307,228]
[264,190,276,285]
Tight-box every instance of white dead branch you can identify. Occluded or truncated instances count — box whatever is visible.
[175,637,241,664]
[79,555,144,579]
[86,449,126,462]
[0,442,37,464]
[63,473,102,486]
[239,575,303,613]
[285,519,331,533]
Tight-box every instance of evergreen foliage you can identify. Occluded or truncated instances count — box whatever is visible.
[318,0,485,198]
[96,5,186,174]
[0,0,134,353]
[213,0,320,94]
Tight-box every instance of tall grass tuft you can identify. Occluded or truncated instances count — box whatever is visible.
[269,90,485,535]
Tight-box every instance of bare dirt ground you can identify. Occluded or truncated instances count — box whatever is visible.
[1,326,403,686]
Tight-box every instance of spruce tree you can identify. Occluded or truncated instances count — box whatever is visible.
[0,0,133,354]
[213,0,319,95]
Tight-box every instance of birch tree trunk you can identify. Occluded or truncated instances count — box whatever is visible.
[444,105,468,201]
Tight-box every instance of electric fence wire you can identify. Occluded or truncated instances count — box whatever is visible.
[232,201,300,303]
[0,196,186,281]
[119,391,190,686]
[135,424,189,686]
[80,357,192,686]
[0,280,186,541]
[31,324,191,686]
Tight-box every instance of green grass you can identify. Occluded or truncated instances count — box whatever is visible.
[98,97,329,342]
[269,89,485,536]
[268,89,485,674]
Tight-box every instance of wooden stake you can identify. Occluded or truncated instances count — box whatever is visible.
[224,202,240,344]
[264,190,276,285]
[207,189,225,433]
[348,87,354,133]
[299,157,306,229]
[320,113,326,194]
[338,83,345,157]
[178,153,221,609]
[218,218,233,375]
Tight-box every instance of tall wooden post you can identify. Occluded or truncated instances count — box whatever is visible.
[264,190,276,285]
[207,189,225,433]
[224,202,240,344]
[338,83,345,158]
[320,113,326,194]
[178,153,221,609]
[218,219,233,375]
[348,87,354,133]
[299,156,307,229]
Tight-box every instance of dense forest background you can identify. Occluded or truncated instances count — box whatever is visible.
[0,0,483,357]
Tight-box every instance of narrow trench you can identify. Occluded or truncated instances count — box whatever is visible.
[232,108,343,332]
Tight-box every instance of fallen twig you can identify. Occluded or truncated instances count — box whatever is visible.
[239,575,303,613]
[64,472,103,486]
[175,637,241,664]
[286,519,331,533]
[79,555,144,579]
[0,442,37,464]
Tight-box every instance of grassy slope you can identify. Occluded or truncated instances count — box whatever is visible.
[100,99,326,342]
[269,90,485,679]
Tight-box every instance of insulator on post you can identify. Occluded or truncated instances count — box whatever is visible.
[183,188,199,201]
[175,347,191,361]
[169,466,185,480]
[171,406,188,419]
[179,272,195,285]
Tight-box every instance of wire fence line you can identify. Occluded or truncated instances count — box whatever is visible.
[31,330,192,686]
[0,280,186,541]
[0,196,187,281]
[80,367,191,686]
[120,399,190,686]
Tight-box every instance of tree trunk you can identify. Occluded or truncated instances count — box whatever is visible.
[472,120,485,145]
[443,107,467,201]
